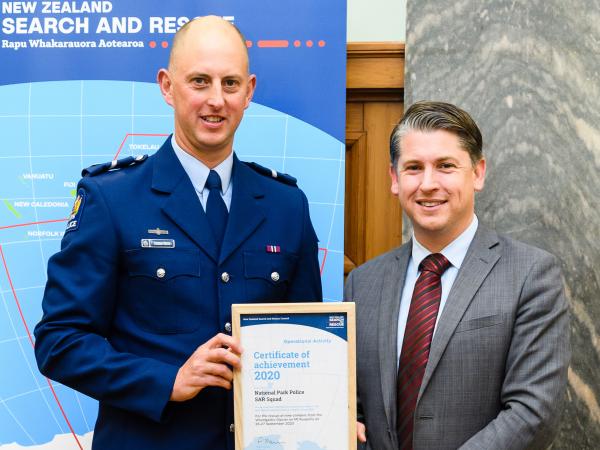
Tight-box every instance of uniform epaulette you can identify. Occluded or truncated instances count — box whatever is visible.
[82,155,148,177]
[244,162,298,187]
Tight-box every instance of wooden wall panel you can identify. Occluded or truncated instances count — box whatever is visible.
[347,43,405,89]
[362,102,403,259]
[345,43,404,275]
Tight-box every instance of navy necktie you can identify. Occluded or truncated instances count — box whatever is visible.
[397,253,451,450]
[205,170,228,247]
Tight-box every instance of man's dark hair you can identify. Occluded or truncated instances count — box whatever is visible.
[390,101,483,168]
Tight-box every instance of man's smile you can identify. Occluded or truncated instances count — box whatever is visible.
[417,199,447,208]
[201,115,225,124]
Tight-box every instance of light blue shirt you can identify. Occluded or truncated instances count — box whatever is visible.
[171,135,233,211]
[397,215,479,363]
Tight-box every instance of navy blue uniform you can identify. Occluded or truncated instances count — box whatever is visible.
[34,139,322,450]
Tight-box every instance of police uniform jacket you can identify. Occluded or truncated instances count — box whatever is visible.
[34,138,323,450]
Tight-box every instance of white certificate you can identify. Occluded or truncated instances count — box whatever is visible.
[232,302,356,450]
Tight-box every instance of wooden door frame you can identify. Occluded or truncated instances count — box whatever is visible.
[345,42,405,274]
[347,42,405,99]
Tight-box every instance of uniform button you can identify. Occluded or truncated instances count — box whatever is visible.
[156,268,166,278]
[229,423,234,433]
[221,272,230,283]
[271,271,280,282]
[225,322,232,333]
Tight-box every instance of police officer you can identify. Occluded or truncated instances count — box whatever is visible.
[34,16,322,450]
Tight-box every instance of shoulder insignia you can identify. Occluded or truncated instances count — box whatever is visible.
[244,162,298,187]
[65,189,86,233]
[82,154,148,177]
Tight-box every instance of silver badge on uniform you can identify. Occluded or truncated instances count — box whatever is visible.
[141,239,175,249]
[148,228,169,236]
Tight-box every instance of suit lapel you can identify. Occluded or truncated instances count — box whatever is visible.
[379,243,411,430]
[419,226,501,397]
[151,139,219,262]
[219,156,266,264]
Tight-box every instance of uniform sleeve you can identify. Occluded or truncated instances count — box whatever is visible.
[286,190,323,302]
[459,253,570,449]
[34,177,179,423]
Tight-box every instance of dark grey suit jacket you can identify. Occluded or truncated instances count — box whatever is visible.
[344,226,570,450]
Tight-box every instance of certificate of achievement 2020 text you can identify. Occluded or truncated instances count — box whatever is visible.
[233,303,356,450]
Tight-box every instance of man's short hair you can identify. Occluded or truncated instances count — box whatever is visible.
[390,101,483,168]
[169,17,249,72]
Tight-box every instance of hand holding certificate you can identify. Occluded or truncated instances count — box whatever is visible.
[233,303,356,450]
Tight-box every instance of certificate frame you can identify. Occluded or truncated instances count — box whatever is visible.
[232,302,356,450]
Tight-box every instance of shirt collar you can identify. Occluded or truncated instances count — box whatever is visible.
[171,135,233,195]
[411,215,479,270]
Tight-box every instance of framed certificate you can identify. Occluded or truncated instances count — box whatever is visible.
[232,302,356,450]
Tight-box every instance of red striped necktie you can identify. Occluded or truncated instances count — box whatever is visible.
[396,253,451,449]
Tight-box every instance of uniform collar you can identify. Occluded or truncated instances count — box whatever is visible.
[171,135,233,195]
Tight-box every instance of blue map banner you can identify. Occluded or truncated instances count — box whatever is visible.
[0,1,346,448]
[0,0,345,141]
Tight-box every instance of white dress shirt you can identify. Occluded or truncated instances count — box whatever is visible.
[171,135,233,211]
[396,215,479,363]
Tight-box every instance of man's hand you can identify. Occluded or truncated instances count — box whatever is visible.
[357,421,367,443]
[170,333,243,402]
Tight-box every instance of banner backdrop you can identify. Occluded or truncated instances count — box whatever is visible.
[0,1,346,448]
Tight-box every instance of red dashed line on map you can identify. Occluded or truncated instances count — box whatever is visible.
[0,218,67,231]
[113,133,170,160]
[0,244,84,450]
[319,247,327,275]
[257,40,289,48]
[145,40,328,49]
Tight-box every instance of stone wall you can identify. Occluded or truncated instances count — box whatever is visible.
[405,1,600,447]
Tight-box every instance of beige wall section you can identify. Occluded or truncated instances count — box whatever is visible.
[347,0,406,42]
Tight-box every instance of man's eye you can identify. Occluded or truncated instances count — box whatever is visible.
[192,78,208,86]
[404,165,421,171]
[224,79,239,88]
[439,163,456,169]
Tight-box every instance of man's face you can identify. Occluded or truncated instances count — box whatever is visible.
[390,129,486,251]
[158,24,256,164]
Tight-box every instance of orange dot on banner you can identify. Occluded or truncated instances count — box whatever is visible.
[293,40,301,47]
[246,40,253,48]
[161,41,169,48]
[149,41,156,48]
[306,40,313,47]
[318,40,326,47]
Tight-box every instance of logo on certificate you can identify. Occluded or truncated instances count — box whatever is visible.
[328,315,345,328]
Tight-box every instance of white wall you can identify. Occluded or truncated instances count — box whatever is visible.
[347,0,406,42]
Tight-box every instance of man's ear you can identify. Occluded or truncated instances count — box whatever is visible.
[244,74,257,109]
[389,164,400,196]
[473,157,486,192]
[157,68,174,107]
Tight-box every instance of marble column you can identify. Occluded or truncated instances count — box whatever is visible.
[405,0,600,448]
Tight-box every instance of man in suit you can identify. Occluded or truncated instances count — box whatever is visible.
[34,16,322,450]
[345,101,569,450]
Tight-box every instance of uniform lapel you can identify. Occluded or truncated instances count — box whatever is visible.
[379,243,411,431]
[151,139,219,262]
[218,155,266,264]
[418,226,501,397]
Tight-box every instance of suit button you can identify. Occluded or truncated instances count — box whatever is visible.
[229,423,234,433]
[271,271,280,282]
[225,322,232,333]
[156,268,166,278]
[221,272,230,283]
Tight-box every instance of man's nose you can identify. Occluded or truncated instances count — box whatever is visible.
[206,84,225,108]
[419,166,439,191]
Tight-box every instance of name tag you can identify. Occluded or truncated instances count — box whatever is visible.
[141,239,175,249]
